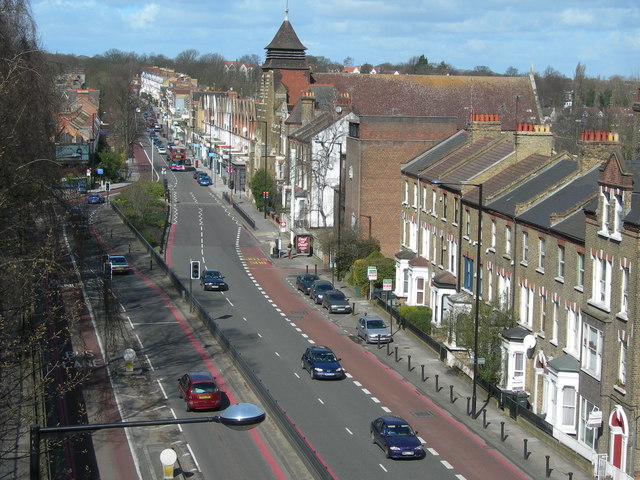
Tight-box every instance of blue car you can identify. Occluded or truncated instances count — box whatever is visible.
[87,193,105,204]
[198,175,211,186]
[301,346,344,380]
[370,416,425,459]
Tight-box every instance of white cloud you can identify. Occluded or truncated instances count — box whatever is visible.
[126,3,159,30]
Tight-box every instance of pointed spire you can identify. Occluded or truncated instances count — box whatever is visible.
[263,8,308,70]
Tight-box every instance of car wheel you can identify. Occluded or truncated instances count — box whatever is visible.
[365,335,371,344]
[370,431,376,444]
[301,360,305,371]
[310,369,316,380]
[186,402,191,412]
[385,447,392,459]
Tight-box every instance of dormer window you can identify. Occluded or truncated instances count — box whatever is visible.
[600,187,624,240]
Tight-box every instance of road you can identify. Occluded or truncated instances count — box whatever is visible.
[159,142,530,479]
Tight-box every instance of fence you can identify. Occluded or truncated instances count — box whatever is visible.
[222,192,256,230]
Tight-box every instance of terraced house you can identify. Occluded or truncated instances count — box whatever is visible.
[397,107,640,478]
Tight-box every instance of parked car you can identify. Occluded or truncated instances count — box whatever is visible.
[321,290,352,313]
[178,372,222,411]
[309,280,334,304]
[103,254,130,275]
[198,175,211,186]
[157,147,166,154]
[87,193,105,204]
[295,273,319,294]
[300,346,344,380]
[370,416,425,459]
[356,316,392,343]
[200,269,227,291]
[193,170,203,179]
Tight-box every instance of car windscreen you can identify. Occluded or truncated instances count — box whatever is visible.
[191,382,218,394]
[204,271,221,279]
[367,319,386,329]
[386,424,414,436]
[110,257,127,265]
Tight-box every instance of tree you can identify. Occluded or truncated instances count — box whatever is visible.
[249,168,275,211]
[0,0,90,473]
[451,301,516,384]
[504,66,520,77]
[360,63,373,74]
[97,150,125,180]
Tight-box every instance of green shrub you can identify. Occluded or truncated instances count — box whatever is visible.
[349,251,394,297]
[398,305,432,335]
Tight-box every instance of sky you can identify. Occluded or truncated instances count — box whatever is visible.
[32,0,640,79]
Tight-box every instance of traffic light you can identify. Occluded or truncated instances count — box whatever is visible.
[262,191,269,199]
[190,260,200,279]
[105,182,110,192]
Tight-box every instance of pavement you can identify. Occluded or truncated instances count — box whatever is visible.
[90,158,593,480]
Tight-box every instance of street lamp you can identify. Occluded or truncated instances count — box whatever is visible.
[30,403,265,479]
[433,180,483,419]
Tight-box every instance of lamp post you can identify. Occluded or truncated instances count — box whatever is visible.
[30,403,265,479]
[433,180,483,419]
[251,119,269,219]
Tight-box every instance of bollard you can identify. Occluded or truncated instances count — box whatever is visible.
[435,374,440,392]
[128,242,131,253]
[450,385,455,403]
[545,455,551,477]
[421,365,428,382]
[567,473,573,480]
[150,258,153,270]
[500,421,507,441]
[305,265,309,274]
[123,348,136,373]
[466,397,471,415]
[483,410,490,429]
[523,439,530,459]
[394,346,399,362]
[110,228,113,238]
[352,302,356,315]
[408,355,413,372]
[314,264,317,275]
[377,336,381,349]
[160,448,177,480]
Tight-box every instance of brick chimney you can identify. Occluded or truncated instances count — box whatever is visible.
[469,111,502,141]
[514,122,554,161]
[578,130,620,168]
[334,92,352,114]
[300,90,315,125]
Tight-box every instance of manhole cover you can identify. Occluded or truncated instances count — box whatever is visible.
[412,411,434,418]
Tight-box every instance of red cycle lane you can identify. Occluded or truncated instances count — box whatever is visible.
[242,245,530,480]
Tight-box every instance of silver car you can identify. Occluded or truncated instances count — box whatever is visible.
[356,316,392,343]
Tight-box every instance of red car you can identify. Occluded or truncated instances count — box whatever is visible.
[178,372,222,411]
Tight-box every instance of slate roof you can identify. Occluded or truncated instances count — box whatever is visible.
[263,17,308,70]
[442,138,514,185]
[419,137,495,180]
[287,85,340,126]
[311,73,539,130]
[548,354,580,373]
[486,158,580,217]
[289,111,340,143]
[402,131,469,177]
[517,165,601,241]
[622,152,640,226]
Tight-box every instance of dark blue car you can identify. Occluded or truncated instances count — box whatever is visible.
[301,346,344,380]
[370,416,425,459]
[200,269,227,291]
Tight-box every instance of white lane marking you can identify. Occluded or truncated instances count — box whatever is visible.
[294,372,300,379]
[455,475,467,480]
[307,339,315,344]
[354,381,362,387]
[371,397,380,403]
[225,297,234,306]
[428,447,439,456]
[381,406,392,413]
[418,436,426,444]
[257,333,262,338]
[318,398,324,405]
[135,333,144,349]
[275,352,280,357]
[186,443,201,472]
[243,317,248,322]
[145,354,155,371]
[362,388,371,395]
[441,460,453,469]
[345,427,353,435]
[378,464,388,472]
[157,379,167,399]
[127,316,134,329]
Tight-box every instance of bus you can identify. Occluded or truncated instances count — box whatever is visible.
[169,145,187,171]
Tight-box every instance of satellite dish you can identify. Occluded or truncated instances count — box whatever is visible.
[335,105,343,114]
[523,334,536,350]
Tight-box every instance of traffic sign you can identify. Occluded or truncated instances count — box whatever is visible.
[382,279,392,291]
[367,266,378,281]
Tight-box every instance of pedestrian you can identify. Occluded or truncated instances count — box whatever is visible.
[287,243,292,259]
